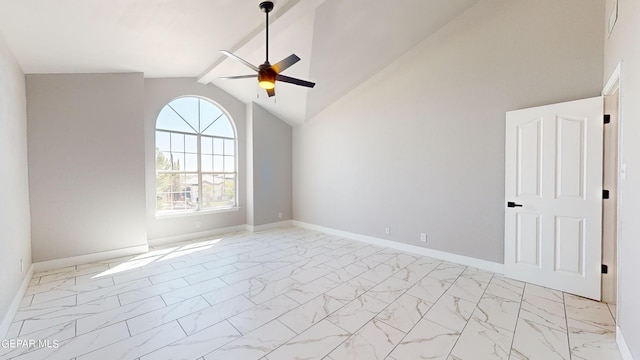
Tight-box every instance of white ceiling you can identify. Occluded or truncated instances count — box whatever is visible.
[0,0,479,125]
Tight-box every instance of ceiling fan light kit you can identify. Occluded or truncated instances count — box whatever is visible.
[218,1,315,97]
[258,64,276,89]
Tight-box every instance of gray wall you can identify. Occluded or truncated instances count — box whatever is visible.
[144,78,247,240]
[26,73,147,262]
[603,0,640,356]
[293,0,604,263]
[0,35,31,330]
[248,103,292,226]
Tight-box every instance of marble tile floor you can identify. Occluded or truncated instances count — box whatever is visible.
[1,227,622,360]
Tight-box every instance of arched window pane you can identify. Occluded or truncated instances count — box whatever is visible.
[200,100,224,131]
[156,106,197,134]
[203,115,234,138]
[169,97,200,132]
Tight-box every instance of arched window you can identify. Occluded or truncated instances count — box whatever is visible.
[155,96,237,214]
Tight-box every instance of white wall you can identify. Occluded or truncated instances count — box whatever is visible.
[248,103,292,226]
[0,34,31,332]
[26,73,147,262]
[293,0,604,263]
[144,79,247,241]
[604,0,640,357]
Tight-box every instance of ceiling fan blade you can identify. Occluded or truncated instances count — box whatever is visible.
[276,74,315,88]
[219,75,257,80]
[220,50,259,72]
[272,54,301,74]
[266,88,275,97]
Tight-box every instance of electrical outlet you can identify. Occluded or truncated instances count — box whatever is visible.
[385,227,391,235]
[195,220,202,229]
[278,212,283,219]
[420,233,427,242]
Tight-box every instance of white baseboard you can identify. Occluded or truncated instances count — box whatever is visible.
[617,326,635,360]
[247,220,293,232]
[148,225,247,247]
[293,221,504,274]
[0,264,33,339]
[33,244,149,273]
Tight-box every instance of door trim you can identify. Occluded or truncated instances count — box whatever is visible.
[603,62,621,95]
[602,62,622,313]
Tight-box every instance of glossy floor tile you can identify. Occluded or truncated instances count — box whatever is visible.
[1,227,622,360]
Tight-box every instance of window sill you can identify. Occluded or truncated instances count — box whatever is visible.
[155,207,241,219]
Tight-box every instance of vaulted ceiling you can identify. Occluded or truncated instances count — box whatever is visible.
[0,0,479,125]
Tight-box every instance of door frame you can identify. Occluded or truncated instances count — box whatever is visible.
[602,62,622,312]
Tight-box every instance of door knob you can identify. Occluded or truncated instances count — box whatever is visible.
[507,201,523,208]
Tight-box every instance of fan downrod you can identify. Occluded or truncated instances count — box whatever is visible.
[259,1,274,13]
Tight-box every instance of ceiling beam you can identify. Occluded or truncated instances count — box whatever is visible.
[197,0,324,84]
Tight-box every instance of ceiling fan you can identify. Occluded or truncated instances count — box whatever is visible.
[219,1,315,97]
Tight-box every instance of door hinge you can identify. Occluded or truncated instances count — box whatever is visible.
[602,264,608,274]
[603,190,610,199]
[604,114,611,124]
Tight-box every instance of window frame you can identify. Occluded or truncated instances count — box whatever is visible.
[154,96,238,216]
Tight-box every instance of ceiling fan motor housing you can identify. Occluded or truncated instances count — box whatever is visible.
[259,1,274,13]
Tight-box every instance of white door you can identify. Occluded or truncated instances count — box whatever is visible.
[504,97,603,300]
